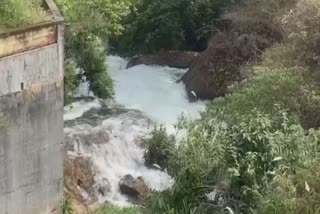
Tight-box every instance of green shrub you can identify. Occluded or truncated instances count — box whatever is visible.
[63,32,114,101]
[210,67,320,129]
[57,0,133,38]
[66,33,114,99]
[63,199,74,214]
[96,205,142,214]
[64,59,80,104]
[257,128,320,214]
[147,104,320,213]
[57,0,133,102]
[113,0,237,54]
[261,0,320,70]
[0,0,48,32]
[145,67,320,213]
[143,126,176,171]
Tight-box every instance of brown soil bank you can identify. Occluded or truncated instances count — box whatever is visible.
[180,2,285,100]
[127,50,200,69]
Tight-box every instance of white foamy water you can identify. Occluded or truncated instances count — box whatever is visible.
[64,56,206,206]
[109,56,205,124]
[64,99,101,121]
[65,110,173,206]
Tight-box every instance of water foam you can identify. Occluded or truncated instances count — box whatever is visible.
[109,56,205,124]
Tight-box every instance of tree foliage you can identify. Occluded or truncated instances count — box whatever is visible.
[113,0,238,54]
[57,0,134,103]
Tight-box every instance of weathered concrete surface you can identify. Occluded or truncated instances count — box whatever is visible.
[0,9,64,213]
[0,45,62,96]
[0,82,64,214]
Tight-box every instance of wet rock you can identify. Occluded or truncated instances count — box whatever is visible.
[119,174,149,202]
[64,129,110,153]
[97,178,111,197]
[127,50,199,69]
[81,130,110,146]
[64,155,97,204]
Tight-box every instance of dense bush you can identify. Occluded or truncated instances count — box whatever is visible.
[257,143,320,214]
[112,0,238,54]
[146,102,320,214]
[261,0,320,70]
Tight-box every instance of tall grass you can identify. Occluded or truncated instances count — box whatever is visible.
[144,69,320,214]
[96,205,142,214]
[0,0,48,32]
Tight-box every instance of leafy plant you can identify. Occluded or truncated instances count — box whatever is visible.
[65,33,114,99]
[143,126,176,171]
[96,205,142,214]
[63,199,74,214]
[57,0,133,102]
[113,0,238,54]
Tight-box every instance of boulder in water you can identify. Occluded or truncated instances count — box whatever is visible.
[97,178,111,197]
[119,174,149,202]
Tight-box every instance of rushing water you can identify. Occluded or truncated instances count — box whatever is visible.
[64,56,206,206]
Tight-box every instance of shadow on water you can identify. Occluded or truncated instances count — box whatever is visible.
[65,97,154,128]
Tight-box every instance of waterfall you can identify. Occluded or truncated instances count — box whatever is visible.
[64,56,205,206]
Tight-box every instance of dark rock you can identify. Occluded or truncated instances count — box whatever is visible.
[97,178,111,197]
[181,16,282,100]
[127,50,200,69]
[119,174,149,202]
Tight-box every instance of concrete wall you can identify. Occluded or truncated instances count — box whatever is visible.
[0,2,64,213]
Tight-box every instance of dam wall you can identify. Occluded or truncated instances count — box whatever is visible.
[0,1,64,213]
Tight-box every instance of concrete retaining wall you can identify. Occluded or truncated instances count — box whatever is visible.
[0,1,64,213]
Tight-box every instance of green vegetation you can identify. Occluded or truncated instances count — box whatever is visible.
[143,126,176,170]
[111,0,240,54]
[4,0,320,213]
[61,0,320,213]
[63,199,74,214]
[96,205,142,214]
[0,0,48,32]
[57,0,135,103]
[141,0,320,213]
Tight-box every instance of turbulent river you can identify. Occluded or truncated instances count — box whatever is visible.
[63,56,206,206]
